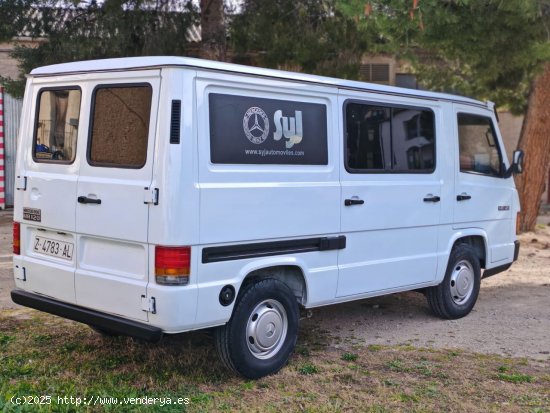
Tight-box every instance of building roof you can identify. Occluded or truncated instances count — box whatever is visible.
[31,56,487,107]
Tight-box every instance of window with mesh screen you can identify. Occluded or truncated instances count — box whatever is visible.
[88,85,152,168]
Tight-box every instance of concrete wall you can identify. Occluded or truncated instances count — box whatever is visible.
[0,42,21,80]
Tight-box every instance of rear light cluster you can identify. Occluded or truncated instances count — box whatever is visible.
[13,222,20,255]
[155,246,190,286]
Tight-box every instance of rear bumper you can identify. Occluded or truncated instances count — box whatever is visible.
[11,289,163,343]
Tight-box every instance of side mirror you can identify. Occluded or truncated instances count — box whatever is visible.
[504,149,524,178]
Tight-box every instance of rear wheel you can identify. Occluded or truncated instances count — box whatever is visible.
[215,278,299,379]
[427,243,481,319]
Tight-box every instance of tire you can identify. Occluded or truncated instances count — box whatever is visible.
[215,278,299,379]
[426,243,481,319]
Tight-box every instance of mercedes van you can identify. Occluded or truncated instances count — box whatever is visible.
[11,57,524,379]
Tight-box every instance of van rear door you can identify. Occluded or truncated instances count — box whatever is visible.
[74,73,160,321]
[15,84,83,303]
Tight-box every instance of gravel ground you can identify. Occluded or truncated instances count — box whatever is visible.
[1,209,549,361]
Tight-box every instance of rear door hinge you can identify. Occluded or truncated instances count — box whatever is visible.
[143,187,159,205]
[16,176,27,191]
[141,295,156,314]
[14,265,26,281]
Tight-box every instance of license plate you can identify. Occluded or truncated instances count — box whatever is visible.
[33,236,74,260]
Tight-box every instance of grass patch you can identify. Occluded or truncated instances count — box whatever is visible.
[298,363,319,375]
[0,311,549,412]
[341,352,358,362]
[497,373,535,384]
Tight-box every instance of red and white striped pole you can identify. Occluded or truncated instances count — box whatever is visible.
[0,86,5,210]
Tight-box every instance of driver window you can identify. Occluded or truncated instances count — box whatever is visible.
[458,113,502,177]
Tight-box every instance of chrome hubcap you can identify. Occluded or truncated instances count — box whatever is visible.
[246,299,288,360]
[450,260,474,305]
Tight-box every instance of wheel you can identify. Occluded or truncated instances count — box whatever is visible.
[215,278,299,379]
[426,243,481,319]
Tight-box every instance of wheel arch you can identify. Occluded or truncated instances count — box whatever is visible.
[237,258,308,306]
[447,229,488,269]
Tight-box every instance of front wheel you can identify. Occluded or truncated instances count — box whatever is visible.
[426,243,481,319]
[215,278,299,379]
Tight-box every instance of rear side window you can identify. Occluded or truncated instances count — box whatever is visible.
[33,88,81,163]
[88,84,152,168]
[457,113,502,177]
[345,102,435,173]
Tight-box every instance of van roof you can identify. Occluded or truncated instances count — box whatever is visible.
[31,56,487,107]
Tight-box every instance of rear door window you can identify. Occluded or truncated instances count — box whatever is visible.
[88,84,152,168]
[33,88,81,163]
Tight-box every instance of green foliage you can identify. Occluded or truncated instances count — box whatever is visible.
[338,0,550,113]
[2,0,548,114]
[497,372,536,383]
[341,352,358,361]
[298,363,319,375]
[231,0,374,79]
[0,0,199,97]
[413,0,549,113]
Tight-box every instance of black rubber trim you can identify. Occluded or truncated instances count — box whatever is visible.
[202,236,346,264]
[11,289,163,343]
[514,240,520,261]
[482,263,512,279]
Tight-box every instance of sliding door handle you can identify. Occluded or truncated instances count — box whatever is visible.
[456,194,472,201]
[345,198,364,206]
[423,195,441,203]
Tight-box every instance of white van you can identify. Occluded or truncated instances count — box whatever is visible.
[11,57,524,379]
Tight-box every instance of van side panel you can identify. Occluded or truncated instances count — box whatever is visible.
[194,72,341,321]
[195,74,340,244]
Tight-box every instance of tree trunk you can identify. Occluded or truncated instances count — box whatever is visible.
[515,62,550,232]
[200,0,226,61]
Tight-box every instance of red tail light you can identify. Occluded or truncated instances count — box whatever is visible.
[13,222,20,255]
[155,246,190,285]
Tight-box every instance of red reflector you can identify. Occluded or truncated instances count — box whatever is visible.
[155,246,191,276]
[13,222,21,255]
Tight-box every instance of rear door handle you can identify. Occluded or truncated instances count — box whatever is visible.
[456,194,472,201]
[423,195,440,203]
[78,196,102,205]
[345,198,365,206]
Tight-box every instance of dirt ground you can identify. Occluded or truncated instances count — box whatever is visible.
[1,209,549,361]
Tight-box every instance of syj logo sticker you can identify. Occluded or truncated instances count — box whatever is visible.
[243,107,270,144]
[274,110,303,149]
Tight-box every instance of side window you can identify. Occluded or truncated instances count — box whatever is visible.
[457,113,502,177]
[345,102,435,173]
[88,84,152,168]
[33,88,81,163]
